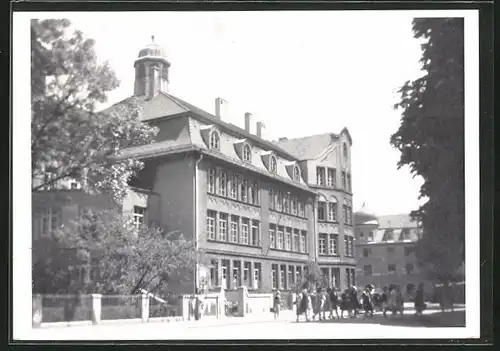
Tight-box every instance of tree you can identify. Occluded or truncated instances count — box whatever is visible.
[31,19,157,202]
[391,18,464,283]
[32,208,199,296]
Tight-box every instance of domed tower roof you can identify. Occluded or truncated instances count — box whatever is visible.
[137,36,169,62]
[354,202,378,226]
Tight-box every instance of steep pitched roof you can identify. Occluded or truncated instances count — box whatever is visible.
[273,133,337,160]
[103,92,299,161]
[377,214,418,229]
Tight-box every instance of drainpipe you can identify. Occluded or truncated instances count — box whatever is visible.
[194,152,204,294]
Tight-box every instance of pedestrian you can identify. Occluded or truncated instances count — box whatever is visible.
[414,282,426,316]
[327,287,339,320]
[273,290,281,320]
[362,287,374,317]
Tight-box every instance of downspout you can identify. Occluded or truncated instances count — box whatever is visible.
[193,152,204,294]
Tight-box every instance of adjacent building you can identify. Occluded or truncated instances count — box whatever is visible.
[353,205,433,298]
[32,39,355,294]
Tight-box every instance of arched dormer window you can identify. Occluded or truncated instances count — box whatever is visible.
[293,165,301,181]
[242,144,252,162]
[270,155,277,173]
[209,130,220,150]
[343,143,348,163]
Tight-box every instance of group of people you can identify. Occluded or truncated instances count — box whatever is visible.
[288,282,427,322]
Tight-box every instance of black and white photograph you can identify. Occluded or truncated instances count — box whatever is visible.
[12,7,483,342]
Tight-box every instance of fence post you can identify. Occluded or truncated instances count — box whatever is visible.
[32,294,43,328]
[141,293,149,322]
[91,294,102,325]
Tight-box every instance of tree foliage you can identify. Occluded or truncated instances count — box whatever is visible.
[31,19,158,202]
[33,209,198,295]
[391,18,464,282]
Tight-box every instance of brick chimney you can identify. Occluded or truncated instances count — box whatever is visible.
[215,97,227,119]
[244,113,252,133]
[256,122,265,138]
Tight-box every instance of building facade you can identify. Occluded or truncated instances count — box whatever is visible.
[353,207,434,299]
[32,39,356,294]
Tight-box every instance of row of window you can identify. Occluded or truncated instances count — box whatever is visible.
[317,202,353,226]
[269,224,307,253]
[209,260,262,290]
[362,246,416,258]
[208,131,302,182]
[363,263,416,276]
[268,189,307,218]
[206,210,261,247]
[318,234,355,257]
[271,264,304,290]
[316,167,352,192]
[208,167,260,206]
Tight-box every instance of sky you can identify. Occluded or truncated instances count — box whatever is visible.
[39,11,428,215]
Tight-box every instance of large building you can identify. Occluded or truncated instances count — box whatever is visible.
[353,205,433,298]
[32,39,356,294]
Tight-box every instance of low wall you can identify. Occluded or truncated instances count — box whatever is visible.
[247,293,273,314]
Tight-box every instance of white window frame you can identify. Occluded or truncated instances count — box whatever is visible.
[251,220,259,246]
[229,174,239,199]
[133,206,146,229]
[328,202,337,222]
[218,213,228,241]
[209,130,220,150]
[276,226,284,250]
[292,229,299,251]
[284,227,292,251]
[318,201,326,221]
[319,235,326,255]
[269,225,276,248]
[276,191,283,212]
[329,234,338,255]
[293,165,301,181]
[207,211,216,240]
[208,168,216,194]
[300,231,307,253]
[316,167,326,186]
[230,215,239,242]
[270,155,278,173]
[241,218,249,244]
[283,193,290,213]
[298,201,305,218]
[271,265,277,290]
[291,196,298,215]
[279,266,285,289]
[218,169,227,197]
[269,189,275,210]
[240,179,248,203]
[40,208,60,238]
[243,144,252,162]
[327,168,336,187]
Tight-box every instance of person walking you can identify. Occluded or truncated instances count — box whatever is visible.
[414,283,426,316]
[273,290,281,320]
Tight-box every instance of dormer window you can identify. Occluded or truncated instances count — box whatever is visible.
[243,144,252,162]
[293,166,301,181]
[209,131,220,150]
[270,156,277,173]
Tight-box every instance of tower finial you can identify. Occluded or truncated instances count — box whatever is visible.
[151,35,155,43]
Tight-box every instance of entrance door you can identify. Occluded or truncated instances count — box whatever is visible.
[253,268,260,289]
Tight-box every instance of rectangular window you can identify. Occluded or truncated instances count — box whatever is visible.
[387,247,395,254]
[316,167,326,186]
[349,237,354,257]
[217,169,227,197]
[347,173,352,192]
[208,168,216,194]
[207,210,216,240]
[230,174,239,199]
[279,265,286,289]
[241,218,249,244]
[218,212,228,241]
[269,189,275,210]
[405,263,414,275]
[285,227,292,251]
[277,226,284,250]
[328,234,338,255]
[300,231,307,253]
[230,215,239,242]
[342,171,347,190]
[344,236,349,256]
[253,182,260,205]
[240,179,248,203]
[248,182,255,205]
[291,196,298,215]
[295,266,302,285]
[253,263,261,289]
[327,168,336,187]
[346,268,351,287]
[318,201,326,221]
[269,224,276,249]
[319,234,327,255]
[251,220,260,246]
[351,268,356,286]
[271,264,277,290]
[288,266,294,289]
[343,205,348,225]
[388,264,396,275]
[40,208,59,237]
[368,231,374,241]
[404,247,414,256]
[133,206,146,229]
[385,229,394,241]
[293,229,299,252]
[276,191,283,212]
[363,248,371,257]
[348,206,353,226]
[283,193,290,213]
[298,201,305,218]
[328,202,337,222]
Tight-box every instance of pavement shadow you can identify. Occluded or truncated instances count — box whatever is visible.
[303,311,465,328]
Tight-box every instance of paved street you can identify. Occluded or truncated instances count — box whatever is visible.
[29,307,466,340]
